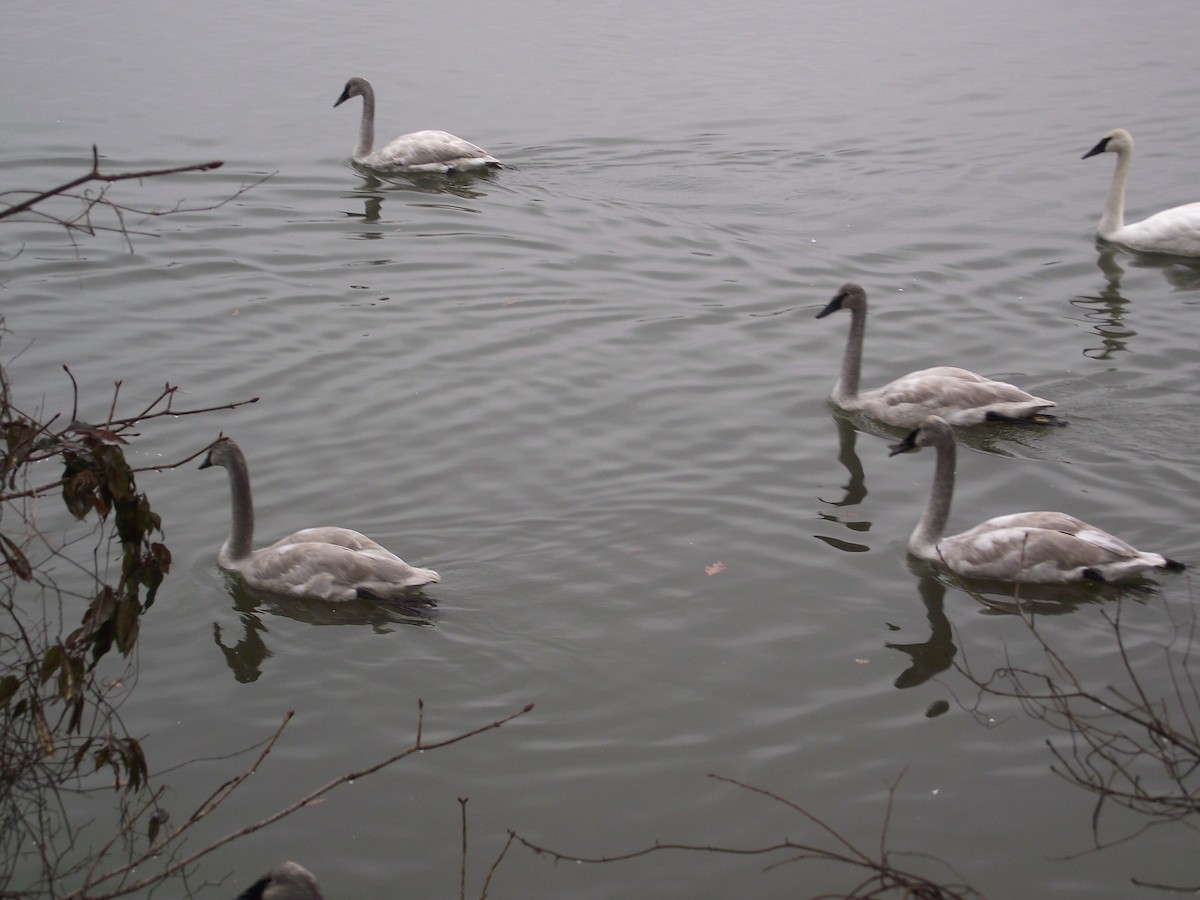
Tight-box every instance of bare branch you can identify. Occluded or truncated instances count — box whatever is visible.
[508,769,979,899]
[73,703,534,900]
[0,148,223,223]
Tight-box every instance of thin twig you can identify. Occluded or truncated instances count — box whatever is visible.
[459,797,468,900]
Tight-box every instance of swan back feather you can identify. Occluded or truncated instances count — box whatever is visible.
[1082,128,1200,256]
[236,862,324,900]
[334,75,500,174]
[200,437,440,601]
[816,283,1058,428]
[889,416,1184,583]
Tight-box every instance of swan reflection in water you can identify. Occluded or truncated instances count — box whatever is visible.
[886,569,956,692]
[814,412,871,554]
[885,562,1164,704]
[339,167,500,239]
[813,407,1056,555]
[213,578,435,684]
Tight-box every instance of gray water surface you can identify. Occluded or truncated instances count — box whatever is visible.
[4,1,1200,897]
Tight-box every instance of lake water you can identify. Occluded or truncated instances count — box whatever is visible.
[4,1,1200,897]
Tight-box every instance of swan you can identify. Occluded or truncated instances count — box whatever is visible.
[200,437,440,601]
[890,416,1184,583]
[816,283,1060,429]
[236,861,324,900]
[1082,128,1200,256]
[333,75,500,174]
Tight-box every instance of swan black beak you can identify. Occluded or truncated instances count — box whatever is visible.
[816,294,845,319]
[198,453,214,470]
[333,88,351,108]
[888,429,920,456]
[1082,136,1110,160]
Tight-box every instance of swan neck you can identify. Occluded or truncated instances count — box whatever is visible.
[912,434,955,556]
[1100,145,1131,237]
[356,85,376,159]
[222,449,255,562]
[833,303,865,403]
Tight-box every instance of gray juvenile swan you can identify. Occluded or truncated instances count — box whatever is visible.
[816,283,1059,429]
[890,416,1184,583]
[333,75,500,174]
[235,861,324,900]
[1082,128,1200,257]
[200,437,440,601]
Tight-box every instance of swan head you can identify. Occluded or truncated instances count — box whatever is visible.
[888,415,953,456]
[1083,127,1133,160]
[334,76,371,108]
[235,861,324,900]
[815,282,867,319]
[198,436,241,471]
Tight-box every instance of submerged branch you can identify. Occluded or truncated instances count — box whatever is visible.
[509,770,979,899]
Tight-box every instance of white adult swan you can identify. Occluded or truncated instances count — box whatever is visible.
[890,416,1184,583]
[816,283,1059,428]
[200,437,440,601]
[333,75,500,174]
[1082,128,1200,256]
[236,861,324,900]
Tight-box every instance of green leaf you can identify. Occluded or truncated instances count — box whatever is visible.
[122,737,147,792]
[93,747,111,773]
[40,645,65,685]
[34,705,54,756]
[73,737,95,772]
[116,594,140,655]
[0,675,19,707]
[61,466,99,519]
[0,533,32,580]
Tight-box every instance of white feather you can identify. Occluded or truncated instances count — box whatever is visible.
[333,76,500,174]
[816,283,1058,429]
[890,416,1183,584]
[1082,128,1200,257]
[200,438,439,601]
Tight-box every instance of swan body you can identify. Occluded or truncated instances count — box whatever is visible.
[200,437,440,601]
[816,283,1059,429]
[334,76,500,174]
[236,862,324,900]
[890,416,1184,583]
[1082,128,1200,256]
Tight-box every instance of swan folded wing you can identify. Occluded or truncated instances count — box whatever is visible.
[942,515,1165,582]
[235,540,439,601]
[367,130,498,172]
[863,367,1054,426]
[268,527,391,555]
[1116,202,1200,256]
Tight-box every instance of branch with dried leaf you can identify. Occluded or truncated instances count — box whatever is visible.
[0,368,258,504]
[53,701,533,900]
[0,325,260,897]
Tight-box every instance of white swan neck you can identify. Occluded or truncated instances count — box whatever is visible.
[1100,144,1132,237]
[222,446,255,562]
[912,431,956,556]
[356,83,376,159]
[833,301,865,403]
